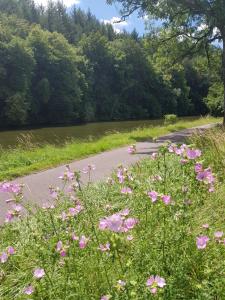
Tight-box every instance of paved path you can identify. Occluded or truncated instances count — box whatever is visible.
[0,124,213,223]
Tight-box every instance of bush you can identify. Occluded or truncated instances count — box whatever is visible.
[204,82,224,117]
[164,114,178,125]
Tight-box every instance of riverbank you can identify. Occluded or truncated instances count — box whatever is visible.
[0,116,221,181]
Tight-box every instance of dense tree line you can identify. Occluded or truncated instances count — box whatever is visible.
[0,0,222,127]
[108,0,225,124]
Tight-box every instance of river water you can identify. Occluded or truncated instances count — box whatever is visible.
[0,119,164,149]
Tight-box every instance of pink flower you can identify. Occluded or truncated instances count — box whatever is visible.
[0,182,23,195]
[59,166,74,181]
[71,233,79,241]
[124,218,138,230]
[99,210,138,233]
[180,159,188,165]
[196,168,215,184]
[148,191,158,203]
[99,219,109,230]
[5,204,22,223]
[214,231,223,239]
[49,187,59,199]
[68,204,83,217]
[128,144,136,154]
[5,211,14,223]
[7,246,15,255]
[202,224,209,229]
[150,153,158,160]
[186,148,202,160]
[146,275,166,294]
[0,252,8,263]
[209,185,214,193]
[42,203,55,210]
[196,236,209,249]
[195,163,203,173]
[161,195,171,205]
[56,241,67,256]
[117,170,125,184]
[24,285,34,295]
[79,236,89,249]
[127,235,134,241]
[60,250,66,257]
[33,268,45,279]
[175,148,183,156]
[99,243,110,252]
[120,208,130,216]
[168,144,176,153]
[121,187,132,195]
[101,296,110,300]
[13,204,22,212]
[105,214,123,232]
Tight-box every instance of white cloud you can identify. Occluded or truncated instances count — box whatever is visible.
[101,16,128,33]
[197,23,208,31]
[34,0,80,7]
[213,27,220,36]
[143,15,149,21]
[197,23,220,36]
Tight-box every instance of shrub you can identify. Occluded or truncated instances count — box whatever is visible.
[164,114,178,125]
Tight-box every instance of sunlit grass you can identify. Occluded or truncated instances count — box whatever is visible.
[0,116,221,180]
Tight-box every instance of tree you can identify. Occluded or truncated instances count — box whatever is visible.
[109,37,173,118]
[0,35,34,125]
[107,0,225,124]
[27,26,87,124]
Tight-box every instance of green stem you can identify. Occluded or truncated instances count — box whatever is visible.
[78,182,111,291]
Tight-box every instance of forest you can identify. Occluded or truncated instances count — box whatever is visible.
[0,0,223,127]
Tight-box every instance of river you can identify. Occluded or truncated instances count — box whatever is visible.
[0,119,164,149]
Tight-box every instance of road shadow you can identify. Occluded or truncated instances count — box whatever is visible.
[134,127,210,155]
[129,136,153,142]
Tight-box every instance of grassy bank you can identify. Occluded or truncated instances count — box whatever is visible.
[0,116,221,180]
[0,127,224,299]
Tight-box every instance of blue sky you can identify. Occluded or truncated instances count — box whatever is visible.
[77,0,147,34]
[34,0,147,34]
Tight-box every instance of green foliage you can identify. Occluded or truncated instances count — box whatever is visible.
[0,0,223,127]
[27,26,86,124]
[0,33,34,125]
[4,93,28,125]
[164,114,177,125]
[204,83,224,116]
[108,0,225,123]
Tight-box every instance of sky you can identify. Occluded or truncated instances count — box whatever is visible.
[34,0,148,35]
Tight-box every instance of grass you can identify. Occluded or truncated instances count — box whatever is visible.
[0,126,224,299]
[191,126,225,181]
[0,116,221,181]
